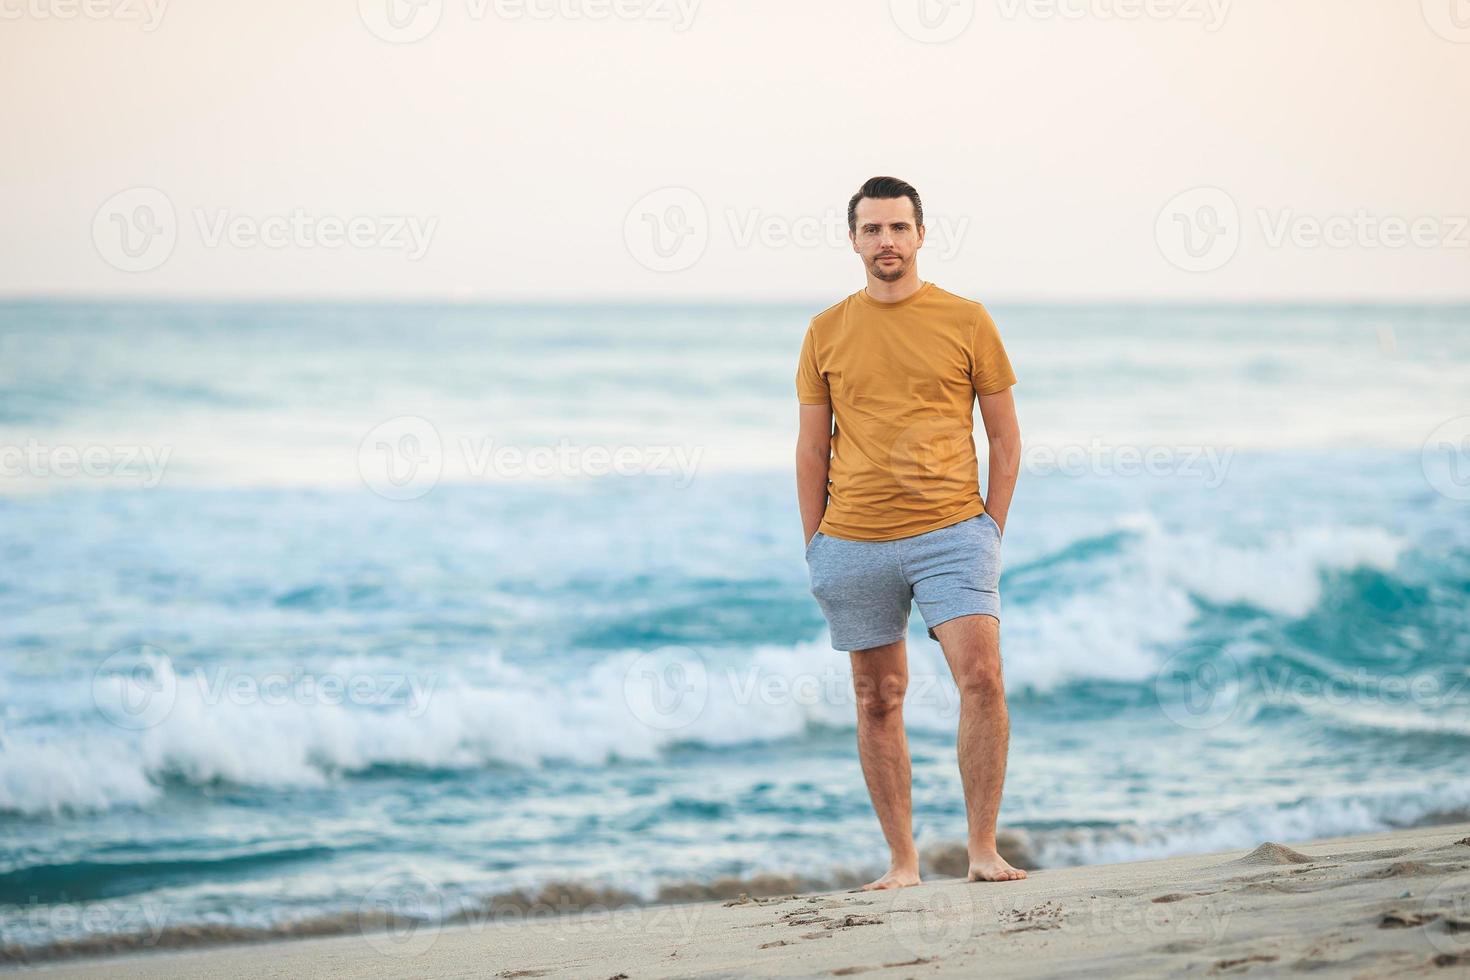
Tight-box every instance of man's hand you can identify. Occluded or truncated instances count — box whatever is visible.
[796,403,834,544]
[977,387,1020,540]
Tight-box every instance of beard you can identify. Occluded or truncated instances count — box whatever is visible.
[870,254,906,281]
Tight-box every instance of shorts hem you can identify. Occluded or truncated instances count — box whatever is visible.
[923,607,1001,640]
[830,632,908,653]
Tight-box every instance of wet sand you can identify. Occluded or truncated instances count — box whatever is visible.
[13,821,1470,978]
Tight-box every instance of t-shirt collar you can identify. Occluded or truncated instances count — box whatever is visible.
[855,280,932,310]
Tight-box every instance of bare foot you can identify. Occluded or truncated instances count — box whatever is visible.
[968,849,1028,882]
[862,865,921,891]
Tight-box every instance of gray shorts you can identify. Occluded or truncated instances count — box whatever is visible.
[804,513,1002,651]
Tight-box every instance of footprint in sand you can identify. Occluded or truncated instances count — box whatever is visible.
[1212,953,1278,972]
[1359,860,1452,880]
[1152,891,1219,903]
[829,956,935,975]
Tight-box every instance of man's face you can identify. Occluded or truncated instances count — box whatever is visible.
[850,196,924,283]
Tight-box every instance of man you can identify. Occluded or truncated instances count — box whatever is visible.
[794,176,1025,890]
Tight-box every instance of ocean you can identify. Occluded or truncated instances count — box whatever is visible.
[1,299,1468,959]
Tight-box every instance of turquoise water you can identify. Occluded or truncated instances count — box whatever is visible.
[1,300,1468,958]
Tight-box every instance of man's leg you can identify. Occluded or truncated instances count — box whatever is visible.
[849,636,921,891]
[931,613,1027,882]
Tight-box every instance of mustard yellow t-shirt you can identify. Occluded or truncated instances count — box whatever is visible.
[795,281,1016,541]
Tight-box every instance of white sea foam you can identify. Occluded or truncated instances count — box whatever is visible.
[1028,778,1470,868]
[0,518,1414,816]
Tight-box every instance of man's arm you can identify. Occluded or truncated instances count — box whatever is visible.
[796,402,833,545]
[977,387,1020,536]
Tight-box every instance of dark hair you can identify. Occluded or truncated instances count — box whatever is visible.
[847,176,924,234]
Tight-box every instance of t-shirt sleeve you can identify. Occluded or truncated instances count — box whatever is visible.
[795,322,830,405]
[969,304,1017,395]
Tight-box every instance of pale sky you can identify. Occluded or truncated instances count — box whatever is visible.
[3,0,1467,301]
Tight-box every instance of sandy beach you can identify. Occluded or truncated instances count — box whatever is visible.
[10,821,1468,979]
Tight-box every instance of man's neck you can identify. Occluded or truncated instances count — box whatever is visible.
[864,275,925,305]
